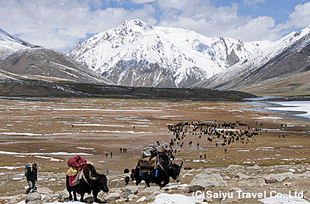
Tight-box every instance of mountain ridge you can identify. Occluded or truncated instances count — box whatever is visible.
[67,19,273,88]
[0,27,254,101]
[1,21,310,97]
[0,47,112,84]
[194,26,310,95]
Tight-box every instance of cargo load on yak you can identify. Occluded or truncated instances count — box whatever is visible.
[141,143,172,159]
[138,143,173,179]
[66,155,93,186]
[134,142,183,187]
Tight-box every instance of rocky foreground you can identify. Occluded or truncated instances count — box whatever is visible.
[1,163,310,204]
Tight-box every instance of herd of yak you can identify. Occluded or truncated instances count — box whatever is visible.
[66,120,262,202]
[168,120,261,151]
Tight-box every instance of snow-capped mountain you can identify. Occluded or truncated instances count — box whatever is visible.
[0,28,36,59]
[68,19,272,88]
[195,26,310,95]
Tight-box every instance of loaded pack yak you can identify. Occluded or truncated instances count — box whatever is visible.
[134,152,183,187]
[66,163,109,202]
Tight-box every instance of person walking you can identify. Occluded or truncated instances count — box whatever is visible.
[25,163,37,194]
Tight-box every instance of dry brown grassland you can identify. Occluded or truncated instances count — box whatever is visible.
[0,97,309,196]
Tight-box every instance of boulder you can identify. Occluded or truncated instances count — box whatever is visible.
[122,188,132,198]
[223,176,231,180]
[139,186,161,194]
[264,172,294,183]
[163,183,188,191]
[0,195,26,204]
[227,165,244,170]
[145,193,156,201]
[137,196,146,202]
[41,195,51,202]
[104,192,120,202]
[187,173,227,192]
[230,187,242,192]
[233,172,251,180]
[302,171,310,177]
[128,194,138,201]
[27,201,42,204]
[121,185,141,195]
[252,178,266,187]
[37,187,53,194]
[57,189,69,201]
[84,197,95,203]
[110,188,122,194]
[25,192,41,203]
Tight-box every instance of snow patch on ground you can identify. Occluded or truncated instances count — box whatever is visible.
[258,194,310,204]
[150,193,203,204]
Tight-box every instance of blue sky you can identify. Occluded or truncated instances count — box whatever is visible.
[0,0,309,52]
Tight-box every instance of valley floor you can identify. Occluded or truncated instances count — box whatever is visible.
[0,97,309,203]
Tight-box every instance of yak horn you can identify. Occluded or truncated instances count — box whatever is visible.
[106,167,109,175]
[89,172,97,180]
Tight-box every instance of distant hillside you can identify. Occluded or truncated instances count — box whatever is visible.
[0,80,255,101]
[0,48,111,84]
[195,27,310,96]
[238,44,310,96]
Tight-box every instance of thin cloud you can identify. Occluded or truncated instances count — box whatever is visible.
[131,0,156,4]
[0,0,308,52]
[157,0,309,42]
[243,0,265,6]
[0,0,156,51]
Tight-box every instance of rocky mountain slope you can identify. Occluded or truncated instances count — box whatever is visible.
[67,19,272,88]
[0,48,112,84]
[68,20,310,95]
[0,28,111,86]
[195,26,310,96]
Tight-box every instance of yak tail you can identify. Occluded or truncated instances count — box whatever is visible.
[106,167,109,175]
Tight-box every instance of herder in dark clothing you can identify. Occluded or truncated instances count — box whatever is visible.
[25,163,37,194]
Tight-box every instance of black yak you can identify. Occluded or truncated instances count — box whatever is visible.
[66,163,109,202]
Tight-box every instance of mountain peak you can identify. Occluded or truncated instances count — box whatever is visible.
[0,28,34,48]
[119,19,153,33]
[0,28,15,42]
[68,20,273,87]
[68,21,310,89]
[0,28,38,59]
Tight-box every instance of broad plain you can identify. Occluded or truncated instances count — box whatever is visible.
[0,97,309,202]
